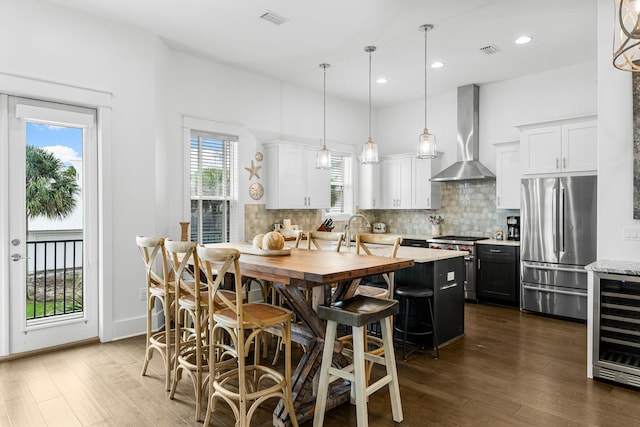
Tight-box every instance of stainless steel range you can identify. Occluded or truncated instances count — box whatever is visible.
[427,235,487,301]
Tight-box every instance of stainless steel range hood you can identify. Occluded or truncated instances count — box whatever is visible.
[430,84,495,182]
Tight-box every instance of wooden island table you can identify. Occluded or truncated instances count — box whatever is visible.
[204,243,414,426]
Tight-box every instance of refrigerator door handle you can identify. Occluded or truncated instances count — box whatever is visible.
[559,186,565,253]
[522,284,586,297]
[552,186,558,254]
[521,261,587,274]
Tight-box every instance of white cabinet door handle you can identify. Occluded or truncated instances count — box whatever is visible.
[556,158,560,169]
[563,157,567,168]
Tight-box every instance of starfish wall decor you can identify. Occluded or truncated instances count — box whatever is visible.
[244,160,261,180]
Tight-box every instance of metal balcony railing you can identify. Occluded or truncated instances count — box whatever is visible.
[26,239,83,320]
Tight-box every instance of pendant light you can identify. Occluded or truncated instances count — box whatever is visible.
[613,0,640,72]
[361,45,379,164]
[417,24,437,159]
[316,63,331,169]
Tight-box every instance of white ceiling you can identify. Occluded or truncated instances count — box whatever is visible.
[40,0,597,108]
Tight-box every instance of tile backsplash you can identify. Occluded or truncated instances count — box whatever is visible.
[364,181,519,237]
[244,180,519,240]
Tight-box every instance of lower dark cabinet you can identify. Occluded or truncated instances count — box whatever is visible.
[477,244,520,306]
[395,256,465,346]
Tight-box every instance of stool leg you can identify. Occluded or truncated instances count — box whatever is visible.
[428,298,439,359]
[314,320,338,427]
[403,297,410,360]
[380,315,403,423]
[352,325,368,427]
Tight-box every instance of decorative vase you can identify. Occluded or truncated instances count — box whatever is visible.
[431,224,441,237]
[180,222,190,241]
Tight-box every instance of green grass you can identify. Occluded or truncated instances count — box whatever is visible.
[26,299,83,320]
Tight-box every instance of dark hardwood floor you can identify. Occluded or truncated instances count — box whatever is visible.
[2,303,640,426]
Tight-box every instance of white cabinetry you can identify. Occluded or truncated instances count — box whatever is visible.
[359,163,380,209]
[376,154,441,210]
[264,141,330,209]
[412,157,441,209]
[494,141,520,209]
[381,156,412,209]
[519,116,597,176]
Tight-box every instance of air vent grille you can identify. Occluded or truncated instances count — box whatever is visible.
[480,45,502,55]
[260,10,289,26]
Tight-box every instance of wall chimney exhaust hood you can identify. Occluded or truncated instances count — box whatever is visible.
[430,84,495,182]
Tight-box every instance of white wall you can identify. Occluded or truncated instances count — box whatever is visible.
[163,51,367,240]
[596,0,640,261]
[0,0,369,341]
[377,61,597,172]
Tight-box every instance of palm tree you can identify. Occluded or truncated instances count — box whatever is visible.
[26,145,79,219]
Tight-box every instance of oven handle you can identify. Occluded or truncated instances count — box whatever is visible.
[522,284,586,297]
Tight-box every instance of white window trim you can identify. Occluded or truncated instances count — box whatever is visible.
[182,115,248,243]
[323,147,355,222]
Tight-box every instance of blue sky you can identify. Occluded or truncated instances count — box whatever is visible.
[26,122,83,164]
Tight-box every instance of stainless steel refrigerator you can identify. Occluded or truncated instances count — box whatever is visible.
[520,176,597,320]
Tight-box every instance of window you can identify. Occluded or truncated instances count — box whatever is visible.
[190,131,237,244]
[329,153,353,215]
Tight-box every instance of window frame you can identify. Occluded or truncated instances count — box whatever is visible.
[324,149,355,222]
[182,117,240,244]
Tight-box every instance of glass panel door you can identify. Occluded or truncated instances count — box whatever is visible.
[7,96,98,354]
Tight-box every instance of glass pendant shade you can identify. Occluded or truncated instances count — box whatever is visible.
[417,128,437,159]
[614,0,640,71]
[316,63,331,169]
[361,138,379,164]
[316,143,330,169]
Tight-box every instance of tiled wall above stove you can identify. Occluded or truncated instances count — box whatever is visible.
[362,180,519,238]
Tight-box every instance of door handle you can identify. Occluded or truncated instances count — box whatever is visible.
[11,253,27,261]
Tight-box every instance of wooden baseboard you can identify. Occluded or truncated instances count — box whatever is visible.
[0,337,100,362]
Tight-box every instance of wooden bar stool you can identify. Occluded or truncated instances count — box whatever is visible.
[313,295,403,427]
[136,236,174,391]
[197,246,299,427]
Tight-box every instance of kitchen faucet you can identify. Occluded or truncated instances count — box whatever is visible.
[344,214,371,248]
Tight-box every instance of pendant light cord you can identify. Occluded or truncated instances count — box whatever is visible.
[368,49,372,140]
[323,65,327,148]
[424,28,428,130]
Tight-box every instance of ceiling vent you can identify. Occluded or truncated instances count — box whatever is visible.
[479,45,502,55]
[260,10,289,26]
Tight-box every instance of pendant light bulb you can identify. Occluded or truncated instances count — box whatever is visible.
[361,45,379,165]
[417,24,437,159]
[316,63,331,169]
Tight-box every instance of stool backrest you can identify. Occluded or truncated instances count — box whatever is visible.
[197,246,266,329]
[136,235,170,294]
[355,233,403,298]
[307,231,345,251]
[355,233,402,257]
[165,240,203,302]
[196,246,243,314]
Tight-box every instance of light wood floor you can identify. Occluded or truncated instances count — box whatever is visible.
[2,303,640,426]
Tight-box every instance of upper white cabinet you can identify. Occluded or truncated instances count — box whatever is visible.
[518,115,597,176]
[374,154,441,210]
[412,157,441,209]
[494,141,520,209]
[264,141,330,209]
[359,162,380,209]
[380,155,412,209]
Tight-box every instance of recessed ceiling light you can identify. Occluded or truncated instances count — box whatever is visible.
[376,77,387,84]
[431,61,444,69]
[515,35,532,45]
